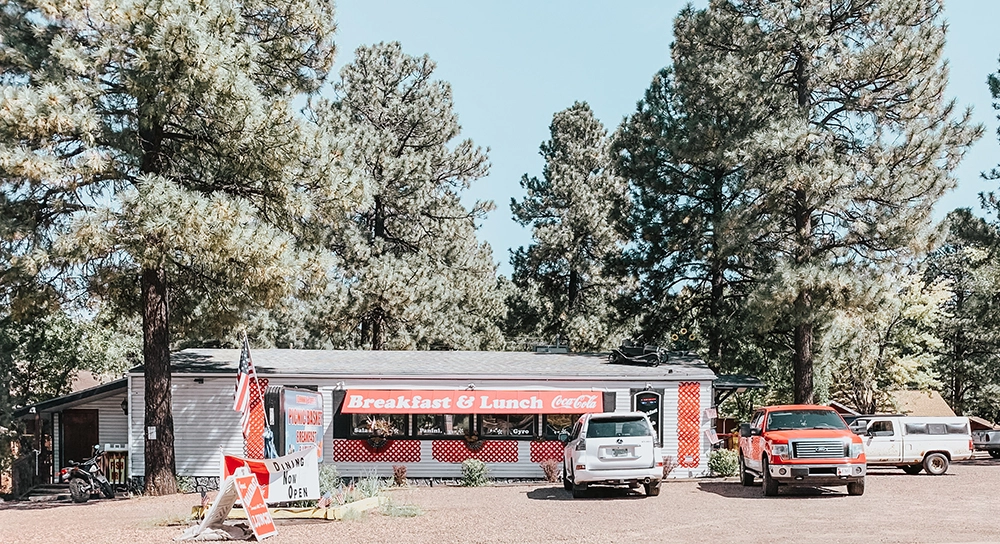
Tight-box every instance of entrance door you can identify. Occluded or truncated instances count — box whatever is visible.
[62,409,99,465]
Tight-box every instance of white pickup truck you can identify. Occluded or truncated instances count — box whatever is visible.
[850,416,974,475]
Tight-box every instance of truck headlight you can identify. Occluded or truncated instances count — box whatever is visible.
[850,443,863,458]
[771,444,789,460]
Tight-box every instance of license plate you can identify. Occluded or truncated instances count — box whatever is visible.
[611,448,629,457]
[837,466,851,476]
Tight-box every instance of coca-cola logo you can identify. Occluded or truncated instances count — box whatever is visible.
[551,394,599,410]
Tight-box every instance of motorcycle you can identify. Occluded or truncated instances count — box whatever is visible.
[59,445,115,503]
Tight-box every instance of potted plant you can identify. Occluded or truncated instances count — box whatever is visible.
[366,417,396,450]
[464,430,483,451]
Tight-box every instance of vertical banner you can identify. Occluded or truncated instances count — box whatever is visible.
[283,388,325,461]
[677,382,701,468]
[234,472,277,540]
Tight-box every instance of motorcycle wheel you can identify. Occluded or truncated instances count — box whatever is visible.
[101,481,115,499]
[69,478,90,503]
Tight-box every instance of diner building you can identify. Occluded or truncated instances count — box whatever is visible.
[18,348,725,488]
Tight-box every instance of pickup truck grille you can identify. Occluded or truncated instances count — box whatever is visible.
[792,440,847,459]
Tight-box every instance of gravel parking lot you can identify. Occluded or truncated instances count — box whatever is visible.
[3,456,999,544]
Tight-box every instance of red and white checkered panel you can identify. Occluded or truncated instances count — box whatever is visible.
[530,441,564,463]
[243,378,268,458]
[331,440,421,463]
[431,440,518,463]
[677,382,701,468]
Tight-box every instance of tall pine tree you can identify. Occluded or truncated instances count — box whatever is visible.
[684,0,980,402]
[315,42,504,350]
[0,0,350,494]
[510,102,628,352]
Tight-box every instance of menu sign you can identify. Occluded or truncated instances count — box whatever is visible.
[341,389,602,414]
[283,389,324,460]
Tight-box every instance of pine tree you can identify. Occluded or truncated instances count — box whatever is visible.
[314,42,504,350]
[0,0,349,494]
[613,60,772,370]
[510,102,629,352]
[684,0,981,402]
[924,210,1000,419]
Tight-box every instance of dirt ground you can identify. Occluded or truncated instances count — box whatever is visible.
[3,455,1000,544]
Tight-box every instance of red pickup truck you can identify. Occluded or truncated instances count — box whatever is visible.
[738,404,866,496]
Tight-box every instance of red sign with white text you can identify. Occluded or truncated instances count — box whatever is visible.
[234,473,277,540]
[341,389,602,414]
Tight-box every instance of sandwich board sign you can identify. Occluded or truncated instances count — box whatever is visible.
[234,472,277,540]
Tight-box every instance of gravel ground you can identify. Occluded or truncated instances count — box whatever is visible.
[3,455,1000,544]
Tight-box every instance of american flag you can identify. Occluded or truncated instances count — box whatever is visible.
[234,336,253,414]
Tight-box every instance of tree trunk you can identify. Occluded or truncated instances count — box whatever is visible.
[142,265,177,495]
[792,184,814,404]
[707,173,724,367]
[793,303,814,404]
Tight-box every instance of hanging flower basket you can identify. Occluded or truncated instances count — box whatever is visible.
[366,434,389,450]
[464,434,483,451]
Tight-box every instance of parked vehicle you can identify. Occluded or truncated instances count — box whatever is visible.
[850,416,974,474]
[60,445,115,503]
[973,428,1000,459]
[738,405,866,496]
[559,412,664,498]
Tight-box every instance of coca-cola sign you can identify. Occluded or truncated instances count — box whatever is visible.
[341,389,603,414]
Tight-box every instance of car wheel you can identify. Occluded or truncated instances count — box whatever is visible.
[572,481,587,499]
[739,453,754,486]
[846,478,865,496]
[644,481,661,497]
[923,452,949,475]
[901,464,923,475]
[761,460,778,497]
[989,449,1000,459]
[562,464,572,491]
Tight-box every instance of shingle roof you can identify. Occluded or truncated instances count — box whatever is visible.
[135,349,716,381]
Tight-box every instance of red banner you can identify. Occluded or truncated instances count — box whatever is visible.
[341,389,602,414]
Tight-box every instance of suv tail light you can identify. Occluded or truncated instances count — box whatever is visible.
[575,438,586,451]
[970,438,975,452]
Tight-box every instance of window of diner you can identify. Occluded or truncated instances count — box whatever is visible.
[351,414,407,437]
[479,414,537,438]
[543,414,582,438]
[414,414,472,437]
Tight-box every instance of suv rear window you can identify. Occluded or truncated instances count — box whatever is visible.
[586,417,651,438]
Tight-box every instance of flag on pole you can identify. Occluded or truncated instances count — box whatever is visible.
[234,334,268,458]
[234,337,253,413]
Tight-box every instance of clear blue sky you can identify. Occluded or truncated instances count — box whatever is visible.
[330,1,1000,276]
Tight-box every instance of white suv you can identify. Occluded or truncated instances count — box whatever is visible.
[560,412,663,498]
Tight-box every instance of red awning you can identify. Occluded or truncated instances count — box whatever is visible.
[340,389,602,414]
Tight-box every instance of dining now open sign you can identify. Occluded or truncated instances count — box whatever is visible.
[341,389,602,414]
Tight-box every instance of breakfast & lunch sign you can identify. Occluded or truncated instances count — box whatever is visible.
[340,389,602,414]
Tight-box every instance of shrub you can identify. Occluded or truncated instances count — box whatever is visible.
[460,459,489,487]
[176,476,195,494]
[708,449,739,477]
[381,496,423,518]
[539,459,560,483]
[392,464,407,487]
[319,464,342,495]
[356,467,389,498]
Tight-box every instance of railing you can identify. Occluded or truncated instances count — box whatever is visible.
[11,451,38,498]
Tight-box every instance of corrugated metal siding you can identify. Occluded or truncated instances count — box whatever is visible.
[614,389,632,412]
[131,376,331,477]
[84,393,129,448]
